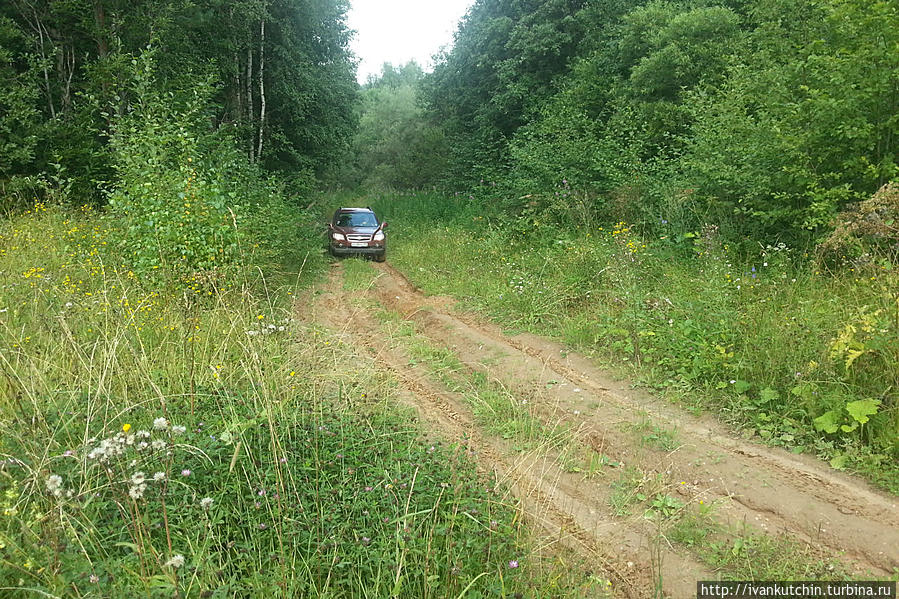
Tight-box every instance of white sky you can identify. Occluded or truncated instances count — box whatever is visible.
[347,0,474,84]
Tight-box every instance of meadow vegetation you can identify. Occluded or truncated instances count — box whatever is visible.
[3,0,899,593]
[0,189,599,597]
[0,43,581,599]
[362,190,899,492]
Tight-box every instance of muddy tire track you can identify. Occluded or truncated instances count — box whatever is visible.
[304,265,720,598]
[300,261,899,598]
[367,262,899,576]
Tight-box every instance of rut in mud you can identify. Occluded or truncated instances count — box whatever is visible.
[300,261,899,599]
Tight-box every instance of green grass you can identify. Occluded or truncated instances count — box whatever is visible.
[622,416,680,452]
[0,203,598,597]
[666,500,850,580]
[356,191,899,493]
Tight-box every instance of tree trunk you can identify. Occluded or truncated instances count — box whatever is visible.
[93,0,108,57]
[29,6,56,118]
[59,44,75,113]
[257,20,266,160]
[246,44,255,162]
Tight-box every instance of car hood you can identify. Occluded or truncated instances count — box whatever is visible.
[335,226,380,235]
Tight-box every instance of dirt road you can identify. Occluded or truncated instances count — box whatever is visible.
[301,261,899,598]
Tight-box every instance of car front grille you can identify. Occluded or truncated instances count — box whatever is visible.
[346,234,371,242]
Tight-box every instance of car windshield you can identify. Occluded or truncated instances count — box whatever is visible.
[336,212,378,228]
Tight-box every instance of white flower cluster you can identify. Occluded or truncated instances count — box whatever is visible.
[164,554,185,568]
[46,474,64,497]
[86,419,187,464]
[46,417,191,504]
[44,473,74,500]
[199,497,213,510]
[245,318,292,337]
[129,471,147,499]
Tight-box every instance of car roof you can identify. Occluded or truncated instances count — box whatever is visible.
[336,207,374,213]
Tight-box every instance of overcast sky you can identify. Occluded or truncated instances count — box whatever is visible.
[347,0,473,84]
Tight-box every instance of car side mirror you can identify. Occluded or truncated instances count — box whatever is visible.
[381,222,388,230]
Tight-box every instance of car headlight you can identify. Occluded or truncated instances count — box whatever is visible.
[373,231,385,241]
[332,233,345,241]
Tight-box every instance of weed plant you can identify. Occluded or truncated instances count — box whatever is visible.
[0,203,581,597]
[360,191,899,493]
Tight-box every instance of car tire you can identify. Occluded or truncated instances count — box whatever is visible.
[375,253,386,263]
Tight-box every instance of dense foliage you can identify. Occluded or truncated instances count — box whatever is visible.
[0,0,357,205]
[342,62,448,189]
[413,0,899,244]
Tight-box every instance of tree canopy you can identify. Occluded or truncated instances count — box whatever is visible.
[0,0,357,203]
[414,0,899,242]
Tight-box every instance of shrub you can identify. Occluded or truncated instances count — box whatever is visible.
[817,182,899,271]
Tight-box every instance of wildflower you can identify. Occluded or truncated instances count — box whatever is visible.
[153,417,168,431]
[165,554,185,568]
[181,469,191,477]
[508,560,519,569]
[46,474,63,497]
[172,425,187,435]
[200,497,214,510]
[258,523,267,530]
[89,574,99,583]
[131,472,146,485]
[128,484,146,499]
[122,423,131,433]
[153,472,166,481]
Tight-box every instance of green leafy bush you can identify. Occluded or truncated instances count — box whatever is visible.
[105,50,312,291]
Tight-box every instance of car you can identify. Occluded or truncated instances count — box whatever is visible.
[327,207,387,262]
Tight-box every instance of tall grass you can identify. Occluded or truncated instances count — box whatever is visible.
[363,191,899,492]
[0,202,581,597]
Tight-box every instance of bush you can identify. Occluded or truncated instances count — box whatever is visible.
[817,182,899,271]
[105,49,312,292]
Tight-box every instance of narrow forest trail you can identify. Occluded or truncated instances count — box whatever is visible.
[299,261,899,598]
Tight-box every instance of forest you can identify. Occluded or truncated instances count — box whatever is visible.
[0,0,897,596]
[354,0,897,245]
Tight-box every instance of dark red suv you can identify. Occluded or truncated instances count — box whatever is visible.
[327,207,387,262]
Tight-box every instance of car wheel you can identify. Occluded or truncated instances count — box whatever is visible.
[375,253,386,263]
